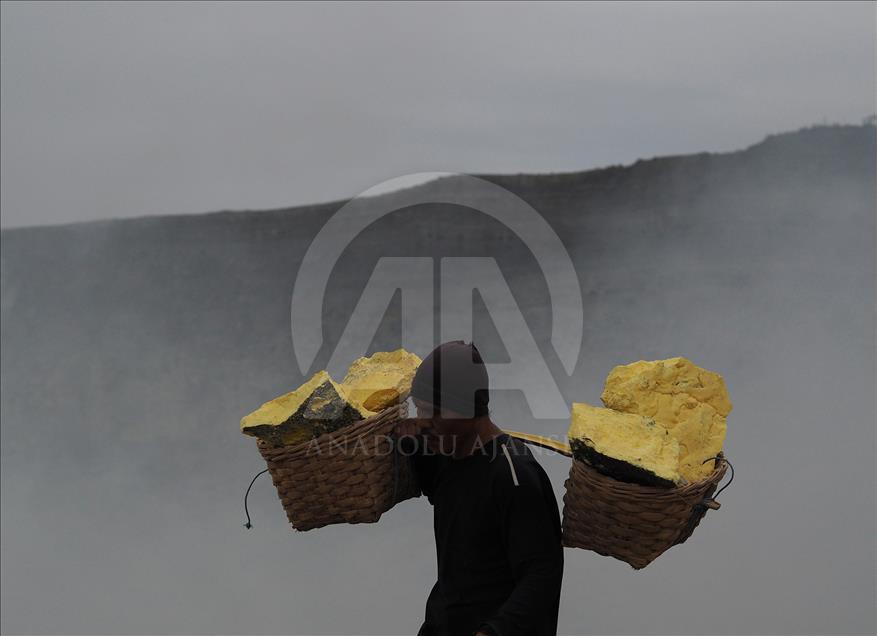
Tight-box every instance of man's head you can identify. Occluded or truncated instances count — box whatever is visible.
[410,340,490,436]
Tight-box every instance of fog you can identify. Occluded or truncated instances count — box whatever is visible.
[2,123,875,635]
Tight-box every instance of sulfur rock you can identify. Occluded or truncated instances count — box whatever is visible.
[340,349,422,415]
[568,401,682,488]
[600,357,731,483]
[240,371,364,446]
[240,349,423,447]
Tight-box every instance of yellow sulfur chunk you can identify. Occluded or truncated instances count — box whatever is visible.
[240,371,364,446]
[601,357,731,483]
[568,402,682,487]
[239,349,423,447]
[341,349,422,416]
[240,371,330,432]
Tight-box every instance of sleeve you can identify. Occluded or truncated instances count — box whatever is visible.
[477,458,564,636]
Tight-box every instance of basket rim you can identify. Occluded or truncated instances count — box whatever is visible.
[568,451,729,496]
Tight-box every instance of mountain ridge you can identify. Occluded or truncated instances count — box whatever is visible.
[3,122,872,233]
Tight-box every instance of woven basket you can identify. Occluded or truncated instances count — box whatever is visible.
[255,403,420,531]
[561,454,729,569]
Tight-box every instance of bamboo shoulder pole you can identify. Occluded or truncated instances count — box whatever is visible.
[505,430,572,457]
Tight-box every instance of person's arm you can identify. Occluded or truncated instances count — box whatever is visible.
[476,461,564,636]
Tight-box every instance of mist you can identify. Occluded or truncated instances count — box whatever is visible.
[2,123,875,635]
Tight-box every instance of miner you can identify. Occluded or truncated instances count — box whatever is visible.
[395,340,564,636]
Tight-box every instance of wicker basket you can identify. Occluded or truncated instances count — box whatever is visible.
[255,403,420,531]
[561,454,729,569]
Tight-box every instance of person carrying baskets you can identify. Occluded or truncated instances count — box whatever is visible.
[395,340,564,636]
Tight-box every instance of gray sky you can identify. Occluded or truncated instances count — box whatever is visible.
[1,1,875,228]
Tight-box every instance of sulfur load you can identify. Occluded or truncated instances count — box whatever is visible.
[240,348,422,446]
[569,402,682,488]
[342,349,422,415]
[240,371,364,446]
[568,357,732,487]
[601,357,731,483]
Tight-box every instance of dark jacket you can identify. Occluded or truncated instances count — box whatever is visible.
[410,433,564,636]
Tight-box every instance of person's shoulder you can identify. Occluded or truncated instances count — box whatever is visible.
[489,435,551,494]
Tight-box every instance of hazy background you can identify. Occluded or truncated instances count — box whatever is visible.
[3,124,875,635]
[1,1,875,228]
[2,3,876,636]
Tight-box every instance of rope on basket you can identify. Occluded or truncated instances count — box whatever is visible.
[243,430,407,529]
[243,468,270,529]
[698,456,734,510]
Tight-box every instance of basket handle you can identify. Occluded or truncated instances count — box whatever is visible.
[699,456,734,510]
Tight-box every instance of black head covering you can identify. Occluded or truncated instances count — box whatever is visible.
[410,340,490,418]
